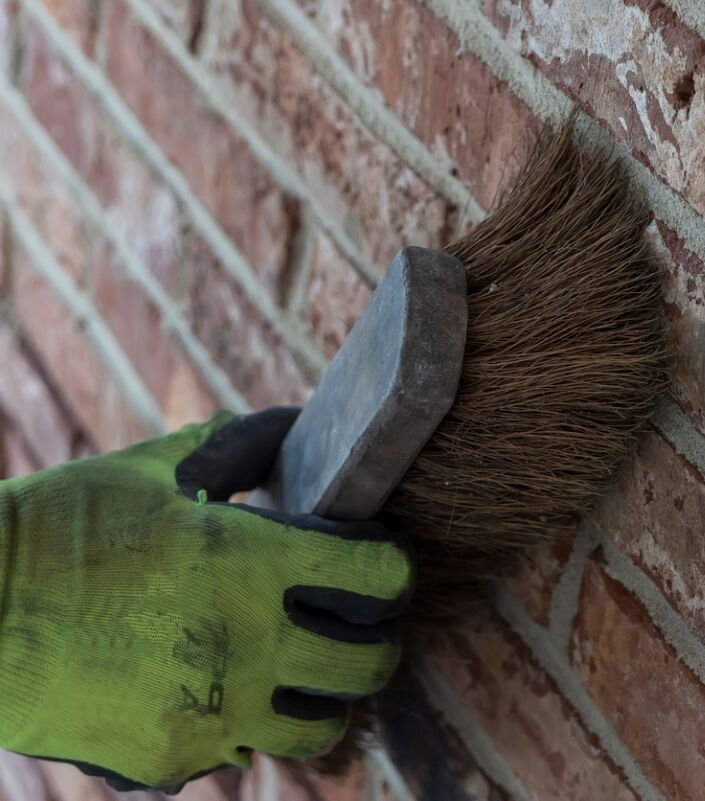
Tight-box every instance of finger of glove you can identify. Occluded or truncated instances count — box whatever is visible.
[176,406,300,501]
[277,625,401,700]
[240,507,415,607]
[256,706,349,762]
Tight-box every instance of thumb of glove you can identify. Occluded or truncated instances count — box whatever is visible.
[175,406,300,502]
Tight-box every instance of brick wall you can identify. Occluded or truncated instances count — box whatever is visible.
[0,0,703,799]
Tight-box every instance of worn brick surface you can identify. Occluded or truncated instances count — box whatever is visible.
[185,236,314,408]
[214,0,453,270]
[105,2,300,305]
[0,424,38,477]
[314,0,542,211]
[484,0,705,216]
[433,611,637,801]
[572,558,705,801]
[12,250,150,451]
[504,538,575,627]
[0,322,73,467]
[650,221,705,436]
[303,230,371,359]
[41,0,100,54]
[592,429,705,640]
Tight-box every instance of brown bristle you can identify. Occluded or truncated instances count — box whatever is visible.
[291,114,669,777]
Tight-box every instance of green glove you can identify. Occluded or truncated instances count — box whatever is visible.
[0,407,414,793]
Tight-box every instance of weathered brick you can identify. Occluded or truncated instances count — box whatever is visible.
[315,0,542,210]
[1,424,39,477]
[484,0,705,216]
[572,557,705,801]
[91,238,220,420]
[650,221,705,436]
[433,611,637,800]
[41,0,101,54]
[21,25,101,190]
[592,429,705,640]
[184,237,314,408]
[303,231,371,359]
[0,100,91,286]
[213,0,453,269]
[12,249,150,451]
[504,538,575,627]
[0,321,73,467]
[104,2,300,305]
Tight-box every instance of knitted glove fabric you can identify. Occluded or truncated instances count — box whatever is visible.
[0,407,414,793]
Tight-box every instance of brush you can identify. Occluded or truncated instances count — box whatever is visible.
[262,115,669,778]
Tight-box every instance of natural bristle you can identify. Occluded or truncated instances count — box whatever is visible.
[300,115,669,777]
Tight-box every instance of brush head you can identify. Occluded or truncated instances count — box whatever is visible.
[293,115,669,779]
[382,115,668,626]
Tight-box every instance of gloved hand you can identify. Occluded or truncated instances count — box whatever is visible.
[0,407,414,793]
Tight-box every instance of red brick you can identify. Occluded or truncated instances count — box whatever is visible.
[650,221,705,436]
[42,0,100,54]
[484,0,705,216]
[214,0,453,269]
[12,249,150,452]
[0,99,221,437]
[91,238,220,421]
[1,424,39,477]
[303,231,371,359]
[184,237,314,409]
[104,2,300,305]
[433,611,637,800]
[21,26,100,189]
[592,430,705,640]
[504,538,575,627]
[0,321,73,467]
[316,0,542,210]
[0,100,91,286]
[572,558,705,801]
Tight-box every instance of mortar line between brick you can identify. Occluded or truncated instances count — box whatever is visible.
[421,0,705,267]
[0,76,251,415]
[652,394,705,479]
[662,0,705,40]
[258,0,485,224]
[366,748,417,801]
[0,180,167,438]
[597,527,705,687]
[415,660,533,801]
[121,0,380,289]
[19,0,328,381]
[547,521,599,654]
[493,584,668,801]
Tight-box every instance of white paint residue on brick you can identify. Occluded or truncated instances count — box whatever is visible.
[495,0,700,198]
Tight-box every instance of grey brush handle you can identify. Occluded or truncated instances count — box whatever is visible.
[250,246,468,519]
